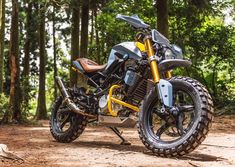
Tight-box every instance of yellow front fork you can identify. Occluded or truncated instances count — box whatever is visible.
[144,38,161,83]
[166,70,172,79]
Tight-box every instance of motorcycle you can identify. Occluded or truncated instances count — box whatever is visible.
[50,14,214,157]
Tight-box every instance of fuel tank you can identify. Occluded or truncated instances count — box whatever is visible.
[106,42,142,69]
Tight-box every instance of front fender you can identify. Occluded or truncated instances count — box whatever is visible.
[158,59,192,72]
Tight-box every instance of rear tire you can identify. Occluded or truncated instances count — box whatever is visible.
[137,77,214,157]
[49,96,87,143]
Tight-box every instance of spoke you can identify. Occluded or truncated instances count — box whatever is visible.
[178,105,194,112]
[178,92,185,105]
[156,123,170,139]
[56,122,62,131]
[58,107,71,114]
[60,115,70,130]
[170,127,178,134]
[153,110,170,123]
[176,113,186,135]
[156,113,167,121]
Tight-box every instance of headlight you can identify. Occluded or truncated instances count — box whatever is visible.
[172,45,182,53]
[164,49,174,59]
[163,45,183,60]
[172,45,183,59]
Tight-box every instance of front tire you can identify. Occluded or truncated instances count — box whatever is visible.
[137,77,214,157]
[49,96,87,143]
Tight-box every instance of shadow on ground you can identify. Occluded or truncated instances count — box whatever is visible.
[71,140,226,162]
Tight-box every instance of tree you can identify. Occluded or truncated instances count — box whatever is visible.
[22,1,32,108]
[35,4,47,120]
[70,0,80,86]
[156,0,169,38]
[4,0,21,122]
[80,0,89,58]
[0,0,5,93]
[94,4,100,64]
[52,5,57,99]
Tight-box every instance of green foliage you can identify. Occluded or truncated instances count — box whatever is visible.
[0,93,9,119]
[170,6,235,104]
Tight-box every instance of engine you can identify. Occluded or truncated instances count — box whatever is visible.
[98,59,154,115]
[123,60,154,104]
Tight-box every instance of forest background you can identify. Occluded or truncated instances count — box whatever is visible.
[0,0,235,123]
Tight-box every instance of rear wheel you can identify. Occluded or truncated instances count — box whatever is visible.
[137,77,214,157]
[49,96,87,143]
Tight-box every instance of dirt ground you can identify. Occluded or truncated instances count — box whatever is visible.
[0,116,235,167]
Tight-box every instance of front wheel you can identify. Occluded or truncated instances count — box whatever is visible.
[137,77,214,157]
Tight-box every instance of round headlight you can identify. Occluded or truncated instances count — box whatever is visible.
[172,45,183,59]
[164,49,174,59]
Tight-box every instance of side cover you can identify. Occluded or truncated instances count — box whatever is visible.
[158,79,173,107]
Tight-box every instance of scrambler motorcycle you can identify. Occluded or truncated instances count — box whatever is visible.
[50,14,214,157]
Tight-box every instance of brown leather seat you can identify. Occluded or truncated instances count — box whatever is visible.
[78,58,107,73]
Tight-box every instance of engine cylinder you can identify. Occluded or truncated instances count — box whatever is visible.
[98,95,109,115]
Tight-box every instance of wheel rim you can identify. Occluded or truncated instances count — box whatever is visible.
[147,86,196,143]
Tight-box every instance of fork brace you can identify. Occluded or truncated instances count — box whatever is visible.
[109,127,131,145]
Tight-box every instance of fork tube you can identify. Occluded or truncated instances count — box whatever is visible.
[144,37,161,83]
[166,71,172,79]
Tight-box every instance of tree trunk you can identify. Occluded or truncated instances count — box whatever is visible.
[100,30,105,63]
[70,0,80,87]
[0,0,5,93]
[80,0,89,58]
[5,0,21,122]
[35,4,47,120]
[94,7,100,64]
[211,61,219,101]
[156,0,169,38]
[22,1,32,107]
[53,5,57,99]
[90,9,94,47]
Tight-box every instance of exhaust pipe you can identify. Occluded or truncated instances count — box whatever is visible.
[56,77,96,118]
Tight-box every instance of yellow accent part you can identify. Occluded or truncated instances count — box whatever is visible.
[108,85,140,117]
[72,67,83,74]
[166,71,172,79]
[72,67,77,71]
[135,42,146,52]
[110,97,139,112]
[144,38,161,83]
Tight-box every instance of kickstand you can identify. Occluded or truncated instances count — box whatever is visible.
[109,127,131,145]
